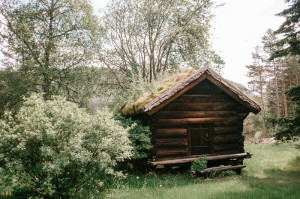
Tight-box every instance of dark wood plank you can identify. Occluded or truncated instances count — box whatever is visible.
[174,94,233,103]
[214,150,239,155]
[214,134,241,144]
[155,138,188,147]
[155,129,187,137]
[206,75,259,114]
[156,111,238,119]
[157,117,239,128]
[214,126,241,134]
[146,74,207,115]
[163,102,240,111]
[156,148,188,157]
[213,143,240,152]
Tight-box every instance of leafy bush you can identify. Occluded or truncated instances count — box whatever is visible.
[191,156,207,172]
[115,114,151,159]
[0,93,132,198]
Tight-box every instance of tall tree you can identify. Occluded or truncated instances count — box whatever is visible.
[246,46,268,138]
[102,0,224,84]
[270,0,300,59]
[269,0,300,138]
[0,0,102,100]
[262,29,281,118]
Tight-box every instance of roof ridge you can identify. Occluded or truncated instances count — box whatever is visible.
[143,66,260,115]
[144,67,209,112]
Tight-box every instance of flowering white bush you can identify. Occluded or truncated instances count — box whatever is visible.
[0,93,132,198]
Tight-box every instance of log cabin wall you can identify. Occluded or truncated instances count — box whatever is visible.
[151,79,249,161]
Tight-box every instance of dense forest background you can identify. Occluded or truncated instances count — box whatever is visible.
[0,0,299,140]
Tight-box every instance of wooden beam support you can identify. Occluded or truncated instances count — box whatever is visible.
[200,165,246,173]
[150,152,252,166]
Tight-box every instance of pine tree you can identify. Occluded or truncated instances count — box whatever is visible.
[269,0,300,139]
[246,46,268,138]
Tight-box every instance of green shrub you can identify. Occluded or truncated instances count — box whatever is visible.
[191,156,207,172]
[267,117,300,140]
[115,114,151,159]
[0,93,132,198]
[209,170,236,178]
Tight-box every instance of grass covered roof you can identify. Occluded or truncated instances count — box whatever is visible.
[121,66,261,116]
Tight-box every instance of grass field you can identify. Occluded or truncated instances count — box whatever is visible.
[104,142,300,199]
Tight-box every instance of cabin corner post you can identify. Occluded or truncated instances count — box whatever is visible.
[210,123,215,155]
[187,124,191,156]
[238,119,245,153]
[149,115,158,162]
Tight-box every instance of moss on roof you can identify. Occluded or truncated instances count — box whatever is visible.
[121,69,196,116]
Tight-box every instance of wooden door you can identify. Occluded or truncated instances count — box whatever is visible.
[188,124,213,156]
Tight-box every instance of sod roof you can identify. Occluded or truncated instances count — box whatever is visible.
[121,66,261,116]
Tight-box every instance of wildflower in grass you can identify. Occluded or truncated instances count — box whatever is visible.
[137,176,139,179]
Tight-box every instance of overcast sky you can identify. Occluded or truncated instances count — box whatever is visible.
[212,0,288,86]
[92,0,288,87]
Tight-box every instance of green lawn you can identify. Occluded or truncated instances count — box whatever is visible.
[105,142,300,199]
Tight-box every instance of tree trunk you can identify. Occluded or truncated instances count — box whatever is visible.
[259,73,267,138]
[295,67,299,85]
[282,73,288,117]
[273,61,281,118]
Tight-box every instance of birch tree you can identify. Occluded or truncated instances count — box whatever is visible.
[102,0,223,84]
[0,0,102,100]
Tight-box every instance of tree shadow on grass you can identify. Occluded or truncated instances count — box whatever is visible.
[295,144,300,150]
[208,156,300,199]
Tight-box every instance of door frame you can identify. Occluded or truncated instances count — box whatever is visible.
[187,123,214,156]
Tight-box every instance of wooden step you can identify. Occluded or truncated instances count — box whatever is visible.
[200,165,246,173]
[150,152,252,166]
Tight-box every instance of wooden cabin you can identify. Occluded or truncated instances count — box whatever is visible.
[125,66,261,173]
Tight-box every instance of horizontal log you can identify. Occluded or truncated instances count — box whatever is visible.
[157,117,239,128]
[156,111,238,119]
[185,85,224,95]
[214,150,239,155]
[156,148,187,157]
[200,165,246,173]
[164,102,239,111]
[174,95,233,103]
[214,143,240,152]
[155,129,187,137]
[214,134,241,144]
[155,138,187,147]
[150,152,252,166]
[214,126,241,134]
